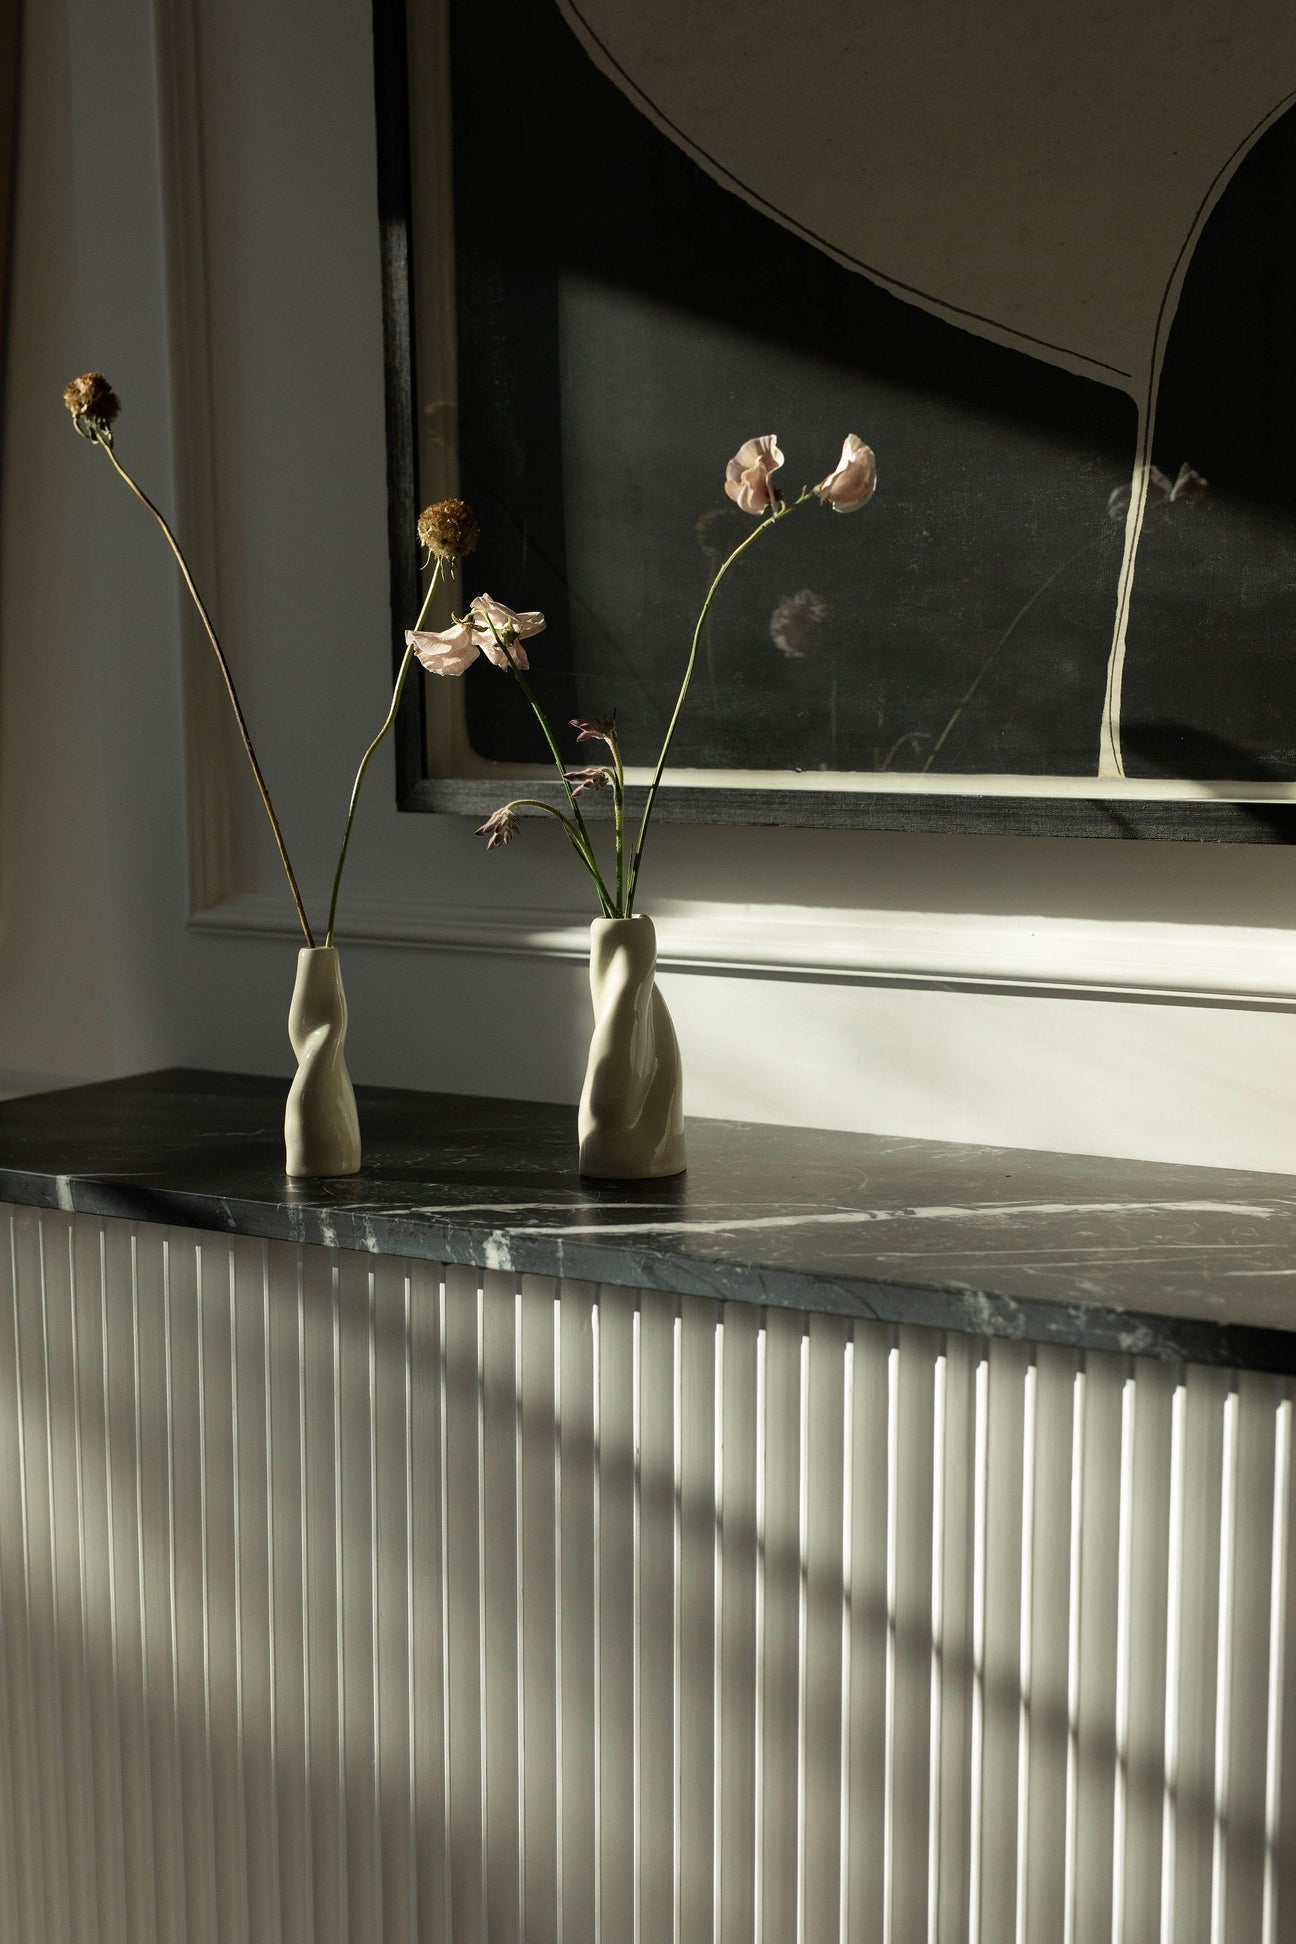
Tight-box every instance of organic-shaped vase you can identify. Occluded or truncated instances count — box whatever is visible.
[578,916,685,1179]
[284,946,361,1178]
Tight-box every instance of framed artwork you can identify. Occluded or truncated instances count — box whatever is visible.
[373,0,1296,841]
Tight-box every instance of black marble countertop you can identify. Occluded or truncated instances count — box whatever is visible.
[2,1069,1296,1372]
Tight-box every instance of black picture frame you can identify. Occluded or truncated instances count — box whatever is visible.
[370,0,1296,846]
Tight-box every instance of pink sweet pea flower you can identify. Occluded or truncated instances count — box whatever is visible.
[411,596,547,675]
[468,593,546,669]
[815,434,877,513]
[407,622,481,676]
[724,435,785,515]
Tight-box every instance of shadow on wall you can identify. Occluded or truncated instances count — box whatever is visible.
[1119,722,1296,839]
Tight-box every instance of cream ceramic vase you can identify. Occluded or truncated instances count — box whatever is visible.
[578,916,686,1179]
[284,946,361,1178]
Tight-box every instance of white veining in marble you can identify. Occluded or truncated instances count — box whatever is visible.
[482,1230,515,1271]
[6,1072,1296,1361]
[515,1197,1275,1242]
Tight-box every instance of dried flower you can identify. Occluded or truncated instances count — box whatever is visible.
[407,594,546,678]
[467,593,546,669]
[451,428,882,919]
[63,372,120,428]
[770,589,829,660]
[571,713,618,750]
[476,806,521,850]
[815,434,877,513]
[724,434,784,515]
[1108,461,1208,522]
[417,498,480,561]
[565,765,611,796]
[407,623,481,676]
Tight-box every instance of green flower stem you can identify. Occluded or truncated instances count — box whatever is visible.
[609,730,626,917]
[919,530,1108,774]
[93,427,315,947]
[498,648,616,917]
[505,797,610,887]
[476,606,613,909]
[325,560,444,946]
[626,488,813,916]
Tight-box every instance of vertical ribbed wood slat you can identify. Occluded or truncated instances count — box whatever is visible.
[1,1204,1292,1941]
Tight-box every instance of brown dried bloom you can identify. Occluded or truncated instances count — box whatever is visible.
[418,498,480,561]
[63,372,120,427]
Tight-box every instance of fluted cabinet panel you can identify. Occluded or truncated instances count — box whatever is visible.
[1,1202,1293,1942]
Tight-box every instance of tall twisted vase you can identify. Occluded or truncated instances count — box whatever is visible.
[578,916,686,1179]
[284,946,361,1178]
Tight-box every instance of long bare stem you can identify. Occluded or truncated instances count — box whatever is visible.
[625,490,813,915]
[609,727,626,916]
[92,429,315,945]
[496,795,613,893]
[325,560,443,945]
[486,625,615,917]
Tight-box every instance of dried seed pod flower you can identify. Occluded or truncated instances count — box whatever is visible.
[564,765,612,797]
[417,498,480,561]
[476,806,520,850]
[63,372,120,430]
[571,713,618,749]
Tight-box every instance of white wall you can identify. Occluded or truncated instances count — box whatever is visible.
[3,0,1294,1172]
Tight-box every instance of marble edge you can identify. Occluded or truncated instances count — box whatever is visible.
[5,1167,1296,1376]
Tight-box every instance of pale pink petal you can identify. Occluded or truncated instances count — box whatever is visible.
[724,434,784,515]
[466,593,544,668]
[471,593,547,638]
[478,635,530,671]
[814,434,877,513]
[407,624,479,676]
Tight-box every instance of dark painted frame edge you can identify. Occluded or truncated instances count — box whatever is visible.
[404,777,1296,841]
[370,0,1296,846]
[372,0,428,810]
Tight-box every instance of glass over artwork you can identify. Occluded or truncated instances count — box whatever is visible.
[383,0,1296,832]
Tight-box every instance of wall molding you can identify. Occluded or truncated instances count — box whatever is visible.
[190,888,1296,1006]
[154,0,241,915]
